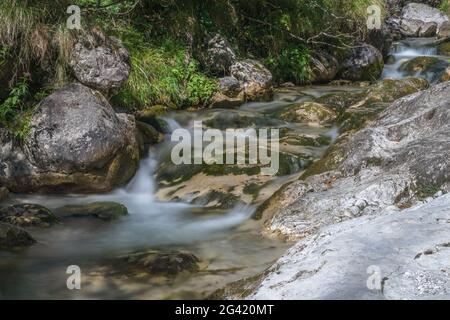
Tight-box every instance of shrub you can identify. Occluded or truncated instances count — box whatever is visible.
[266,46,312,85]
[113,32,217,110]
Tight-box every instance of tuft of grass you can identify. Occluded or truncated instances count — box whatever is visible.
[113,29,217,110]
[266,46,312,84]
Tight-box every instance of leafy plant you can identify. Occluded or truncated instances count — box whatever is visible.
[0,77,29,123]
[114,34,217,110]
[0,77,33,139]
[266,46,312,84]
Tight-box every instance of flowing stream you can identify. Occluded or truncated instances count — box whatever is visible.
[0,38,447,299]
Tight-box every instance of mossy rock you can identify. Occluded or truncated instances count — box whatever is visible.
[136,121,164,155]
[280,131,331,147]
[135,105,170,133]
[111,250,201,278]
[277,102,337,125]
[400,56,441,73]
[399,57,448,83]
[203,111,282,130]
[300,134,350,179]
[137,121,163,145]
[437,42,450,56]
[55,202,128,221]
[136,105,169,119]
[364,78,429,103]
[0,204,58,228]
[0,222,36,249]
[316,91,362,112]
[192,190,243,209]
[0,187,9,203]
[156,161,262,187]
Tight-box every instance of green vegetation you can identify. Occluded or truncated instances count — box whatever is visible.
[114,38,217,110]
[0,0,386,133]
[440,0,450,14]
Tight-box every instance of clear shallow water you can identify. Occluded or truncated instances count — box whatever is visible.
[1,38,444,300]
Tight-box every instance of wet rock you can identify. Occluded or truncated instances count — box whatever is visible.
[317,78,429,113]
[0,222,36,249]
[112,250,201,277]
[137,121,163,146]
[437,41,450,55]
[209,92,244,109]
[400,18,423,37]
[278,102,336,126]
[0,204,57,228]
[230,59,273,101]
[438,21,450,38]
[0,83,140,193]
[440,66,450,82]
[135,105,170,133]
[366,26,394,59]
[309,51,339,83]
[0,187,9,203]
[258,81,450,239]
[248,195,450,299]
[400,56,441,72]
[70,33,131,96]
[55,202,128,221]
[419,22,438,37]
[218,76,243,98]
[400,56,449,82]
[338,44,384,81]
[205,34,236,76]
[137,121,163,156]
[402,3,449,25]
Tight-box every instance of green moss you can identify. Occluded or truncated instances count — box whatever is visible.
[300,137,348,179]
[416,184,441,200]
[243,182,264,200]
[438,42,450,56]
[55,202,128,221]
[400,56,442,73]
[195,190,241,209]
[112,36,218,110]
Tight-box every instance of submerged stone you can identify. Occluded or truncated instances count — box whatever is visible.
[0,223,36,249]
[0,204,57,228]
[277,102,336,126]
[55,202,128,221]
[112,250,201,277]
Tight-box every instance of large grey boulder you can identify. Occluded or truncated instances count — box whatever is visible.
[0,83,140,193]
[258,81,450,239]
[205,34,237,76]
[230,59,273,101]
[400,3,449,37]
[70,36,131,96]
[248,195,450,299]
[402,3,449,27]
[338,44,384,81]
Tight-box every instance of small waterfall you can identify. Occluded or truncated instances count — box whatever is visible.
[383,38,448,82]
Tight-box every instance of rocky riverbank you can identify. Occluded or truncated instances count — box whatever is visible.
[2,0,450,300]
[214,0,450,301]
